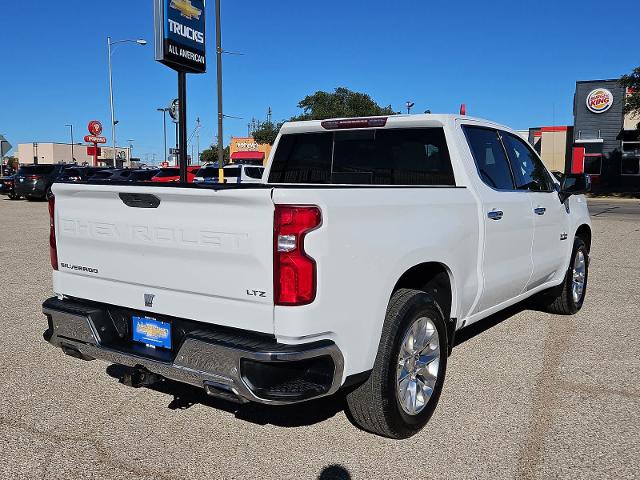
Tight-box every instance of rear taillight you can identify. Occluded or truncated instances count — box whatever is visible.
[48,195,58,270]
[274,205,321,306]
[27,175,39,180]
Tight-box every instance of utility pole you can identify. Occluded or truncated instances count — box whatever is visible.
[65,124,74,162]
[196,117,201,164]
[215,0,224,167]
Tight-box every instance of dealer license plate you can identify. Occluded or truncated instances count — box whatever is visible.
[132,316,172,349]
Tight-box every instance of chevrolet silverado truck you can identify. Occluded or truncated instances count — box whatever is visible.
[42,114,592,439]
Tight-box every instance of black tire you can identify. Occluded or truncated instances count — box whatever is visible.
[345,289,448,439]
[543,237,589,315]
[8,194,19,200]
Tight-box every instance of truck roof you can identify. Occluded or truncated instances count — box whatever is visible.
[280,114,511,135]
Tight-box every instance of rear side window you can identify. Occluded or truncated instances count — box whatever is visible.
[18,165,56,175]
[463,126,514,190]
[224,167,241,177]
[155,168,180,177]
[268,128,455,185]
[61,168,81,178]
[244,167,264,179]
[131,170,159,181]
[90,171,113,179]
[197,167,218,177]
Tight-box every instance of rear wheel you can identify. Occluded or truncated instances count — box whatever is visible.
[8,193,20,200]
[345,289,448,439]
[543,237,589,315]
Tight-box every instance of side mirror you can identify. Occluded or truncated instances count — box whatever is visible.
[559,173,591,202]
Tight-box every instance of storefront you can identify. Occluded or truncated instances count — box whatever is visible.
[17,143,131,168]
[572,79,640,189]
[229,137,271,166]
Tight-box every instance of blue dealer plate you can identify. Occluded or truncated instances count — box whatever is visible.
[132,316,172,349]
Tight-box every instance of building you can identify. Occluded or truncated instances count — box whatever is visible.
[524,79,639,191]
[17,143,132,168]
[229,137,272,165]
[526,126,574,174]
[572,79,639,189]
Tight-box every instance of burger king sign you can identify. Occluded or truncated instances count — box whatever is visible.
[586,88,614,114]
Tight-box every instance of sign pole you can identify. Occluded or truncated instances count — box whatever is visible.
[178,71,188,183]
[215,0,224,168]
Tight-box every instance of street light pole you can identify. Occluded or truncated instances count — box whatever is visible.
[65,124,74,162]
[107,37,146,167]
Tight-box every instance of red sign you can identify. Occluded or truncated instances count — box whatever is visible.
[87,146,102,156]
[88,120,103,136]
[84,135,107,144]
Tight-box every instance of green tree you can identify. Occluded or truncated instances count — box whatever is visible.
[199,145,229,165]
[251,87,396,145]
[292,87,395,121]
[252,121,283,146]
[621,67,640,129]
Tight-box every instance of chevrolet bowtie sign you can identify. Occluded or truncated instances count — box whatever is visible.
[154,0,206,73]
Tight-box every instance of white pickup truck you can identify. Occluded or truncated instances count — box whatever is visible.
[43,114,592,438]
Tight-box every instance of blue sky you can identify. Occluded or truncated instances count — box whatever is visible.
[0,0,637,162]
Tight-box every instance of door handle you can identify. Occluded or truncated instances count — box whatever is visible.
[534,207,546,216]
[488,210,504,221]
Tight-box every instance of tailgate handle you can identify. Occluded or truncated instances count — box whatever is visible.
[119,193,161,209]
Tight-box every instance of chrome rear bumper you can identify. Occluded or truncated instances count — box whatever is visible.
[42,297,344,405]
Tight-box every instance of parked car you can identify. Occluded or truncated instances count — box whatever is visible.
[43,114,592,439]
[58,166,112,182]
[0,175,20,200]
[14,164,65,200]
[194,164,265,184]
[222,164,265,183]
[151,166,200,183]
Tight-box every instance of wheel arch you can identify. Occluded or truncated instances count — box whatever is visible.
[391,262,457,353]
[575,224,592,252]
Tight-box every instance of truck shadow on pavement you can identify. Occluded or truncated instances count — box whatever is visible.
[105,299,541,429]
[105,364,348,428]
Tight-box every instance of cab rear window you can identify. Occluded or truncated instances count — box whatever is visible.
[268,128,455,185]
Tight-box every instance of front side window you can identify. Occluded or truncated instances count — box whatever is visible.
[500,132,553,192]
[268,128,455,186]
[463,126,514,190]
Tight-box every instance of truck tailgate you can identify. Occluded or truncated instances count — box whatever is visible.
[51,183,275,334]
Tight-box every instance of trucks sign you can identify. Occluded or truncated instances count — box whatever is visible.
[154,0,206,73]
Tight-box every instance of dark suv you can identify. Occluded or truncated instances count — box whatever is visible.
[58,166,112,182]
[14,164,66,200]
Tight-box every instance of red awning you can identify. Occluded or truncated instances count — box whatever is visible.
[231,151,265,160]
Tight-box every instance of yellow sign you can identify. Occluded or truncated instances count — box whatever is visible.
[170,0,202,20]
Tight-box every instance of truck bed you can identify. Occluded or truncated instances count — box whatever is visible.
[52,182,276,334]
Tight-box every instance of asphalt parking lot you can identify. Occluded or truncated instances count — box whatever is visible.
[0,196,638,480]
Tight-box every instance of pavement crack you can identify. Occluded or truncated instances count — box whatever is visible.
[515,315,577,480]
